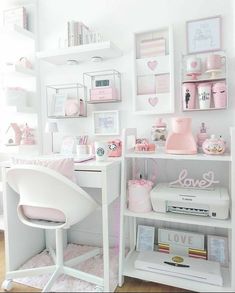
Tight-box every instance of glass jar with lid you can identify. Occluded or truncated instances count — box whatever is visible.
[151,118,167,144]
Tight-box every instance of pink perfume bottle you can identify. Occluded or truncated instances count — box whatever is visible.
[197,122,208,147]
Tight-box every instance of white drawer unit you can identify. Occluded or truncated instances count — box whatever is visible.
[75,170,102,188]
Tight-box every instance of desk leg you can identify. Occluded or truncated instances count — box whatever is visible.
[102,203,110,292]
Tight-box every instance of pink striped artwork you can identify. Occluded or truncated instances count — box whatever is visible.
[155,73,170,94]
[140,37,166,58]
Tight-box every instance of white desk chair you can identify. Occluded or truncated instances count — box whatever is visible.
[2,165,103,292]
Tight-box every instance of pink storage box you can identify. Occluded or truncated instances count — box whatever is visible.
[128,179,153,213]
[90,87,117,101]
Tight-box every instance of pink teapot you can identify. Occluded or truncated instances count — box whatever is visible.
[202,135,226,155]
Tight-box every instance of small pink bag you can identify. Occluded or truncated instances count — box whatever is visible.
[108,139,122,157]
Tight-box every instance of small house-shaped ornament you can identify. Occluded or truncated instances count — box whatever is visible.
[5,123,22,145]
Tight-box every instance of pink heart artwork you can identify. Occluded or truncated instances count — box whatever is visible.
[148,97,159,107]
[147,60,158,71]
[190,61,197,68]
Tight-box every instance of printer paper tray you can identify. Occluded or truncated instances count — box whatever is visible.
[167,204,209,216]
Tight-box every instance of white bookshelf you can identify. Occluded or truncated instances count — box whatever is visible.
[37,41,122,65]
[118,128,235,292]
[126,149,231,162]
[124,209,232,229]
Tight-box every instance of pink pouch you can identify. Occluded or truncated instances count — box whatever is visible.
[108,139,122,157]
[128,179,153,213]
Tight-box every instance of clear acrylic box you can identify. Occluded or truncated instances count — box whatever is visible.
[83,69,121,103]
[46,83,87,118]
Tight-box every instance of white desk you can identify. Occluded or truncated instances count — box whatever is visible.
[1,159,121,292]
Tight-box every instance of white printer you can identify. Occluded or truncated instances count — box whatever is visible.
[150,183,230,219]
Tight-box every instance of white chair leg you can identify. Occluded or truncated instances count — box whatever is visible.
[63,266,104,287]
[65,248,100,267]
[49,247,56,264]
[6,266,56,279]
[42,267,61,293]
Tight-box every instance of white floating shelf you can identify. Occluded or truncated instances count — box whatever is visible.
[123,251,231,292]
[182,76,226,83]
[36,41,122,65]
[6,105,37,114]
[0,215,4,231]
[0,24,34,41]
[2,64,35,77]
[125,149,231,162]
[124,209,232,229]
[183,107,227,112]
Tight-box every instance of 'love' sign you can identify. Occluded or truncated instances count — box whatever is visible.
[170,169,219,189]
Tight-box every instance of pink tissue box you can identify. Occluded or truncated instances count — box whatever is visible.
[90,87,117,101]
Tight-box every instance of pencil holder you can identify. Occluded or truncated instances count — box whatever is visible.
[128,179,153,213]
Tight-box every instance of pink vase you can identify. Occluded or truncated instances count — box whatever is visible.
[182,83,196,110]
[212,82,227,109]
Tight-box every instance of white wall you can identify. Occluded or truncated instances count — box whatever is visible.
[38,0,234,245]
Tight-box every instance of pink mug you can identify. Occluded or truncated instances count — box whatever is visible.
[212,82,227,108]
[206,54,225,71]
[182,83,196,110]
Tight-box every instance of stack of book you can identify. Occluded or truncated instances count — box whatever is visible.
[67,21,90,47]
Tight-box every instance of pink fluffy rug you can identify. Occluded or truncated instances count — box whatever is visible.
[16,244,118,292]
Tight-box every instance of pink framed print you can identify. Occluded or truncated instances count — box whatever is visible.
[186,15,222,54]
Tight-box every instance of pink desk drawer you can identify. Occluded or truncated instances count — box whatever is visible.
[90,88,117,101]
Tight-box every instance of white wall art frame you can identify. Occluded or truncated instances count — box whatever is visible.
[186,15,222,54]
[136,225,155,252]
[92,110,120,136]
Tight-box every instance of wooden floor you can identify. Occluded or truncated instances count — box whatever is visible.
[0,232,187,292]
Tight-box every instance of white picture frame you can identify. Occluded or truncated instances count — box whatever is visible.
[136,225,155,252]
[207,235,229,267]
[92,110,119,136]
[60,136,76,155]
[51,93,67,117]
[186,15,222,54]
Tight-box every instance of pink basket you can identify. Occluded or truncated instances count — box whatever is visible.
[128,179,153,213]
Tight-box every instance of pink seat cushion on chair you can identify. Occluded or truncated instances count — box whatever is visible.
[11,156,75,222]
[21,206,66,223]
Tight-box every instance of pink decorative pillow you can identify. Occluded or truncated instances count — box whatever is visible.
[11,156,75,182]
[11,156,75,222]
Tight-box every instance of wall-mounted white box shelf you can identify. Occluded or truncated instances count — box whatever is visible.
[181,51,228,112]
[37,41,122,65]
[83,69,121,104]
[133,26,175,115]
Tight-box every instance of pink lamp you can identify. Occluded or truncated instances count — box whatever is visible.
[165,117,197,155]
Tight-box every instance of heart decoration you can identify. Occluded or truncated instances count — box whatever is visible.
[148,97,159,107]
[190,61,197,68]
[147,60,158,71]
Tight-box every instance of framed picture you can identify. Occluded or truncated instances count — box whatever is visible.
[207,235,229,267]
[92,110,119,136]
[186,15,222,54]
[51,93,67,117]
[136,225,155,252]
[60,136,76,155]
